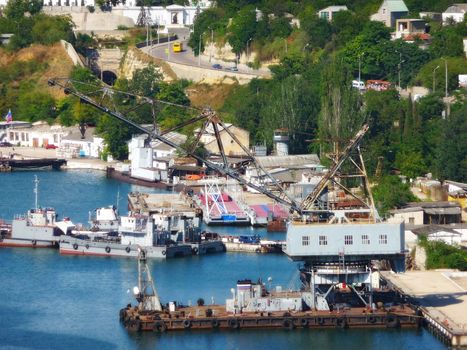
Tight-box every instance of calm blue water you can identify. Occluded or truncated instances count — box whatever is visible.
[0,170,447,350]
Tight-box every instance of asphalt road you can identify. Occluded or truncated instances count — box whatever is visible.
[141,35,269,77]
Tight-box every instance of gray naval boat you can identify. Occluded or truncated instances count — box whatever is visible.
[0,176,72,248]
[59,211,225,259]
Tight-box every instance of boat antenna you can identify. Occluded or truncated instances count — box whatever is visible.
[116,187,120,214]
[33,175,39,210]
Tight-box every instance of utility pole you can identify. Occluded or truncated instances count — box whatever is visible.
[246,37,252,61]
[441,57,448,97]
[358,52,364,87]
[398,52,403,90]
[433,65,440,92]
[167,32,170,61]
[198,34,202,67]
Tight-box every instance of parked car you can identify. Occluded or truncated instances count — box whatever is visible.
[45,144,58,149]
[212,64,222,70]
[0,141,12,147]
[226,66,238,72]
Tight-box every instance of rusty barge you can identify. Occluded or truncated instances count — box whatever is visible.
[119,250,421,333]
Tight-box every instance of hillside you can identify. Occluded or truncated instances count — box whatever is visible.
[0,43,74,104]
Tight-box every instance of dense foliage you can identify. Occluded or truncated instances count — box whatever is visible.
[419,236,467,271]
[0,0,74,50]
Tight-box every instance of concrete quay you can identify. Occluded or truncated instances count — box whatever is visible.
[381,270,467,347]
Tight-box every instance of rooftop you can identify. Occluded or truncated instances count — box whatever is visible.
[444,4,467,13]
[255,154,320,169]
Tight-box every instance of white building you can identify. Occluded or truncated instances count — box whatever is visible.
[442,3,467,24]
[34,1,212,29]
[317,5,348,21]
[58,127,104,159]
[6,122,74,148]
[127,131,186,182]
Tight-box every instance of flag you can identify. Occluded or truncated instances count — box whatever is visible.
[4,109,12,123]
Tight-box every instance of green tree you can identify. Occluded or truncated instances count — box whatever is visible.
[17,90,56,123]
[4,0,42,20]
[372,175,417,215]
[228,6,257,55]
[430,21,466,58]
[31,14,74,45]
[415,57,467,93]
[435,102,467,182]
[129,64,163,97]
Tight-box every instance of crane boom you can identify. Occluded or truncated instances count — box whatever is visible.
[48,78,302,213]
[300,124,370,211]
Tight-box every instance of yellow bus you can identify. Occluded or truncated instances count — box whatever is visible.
[172,41,183,53]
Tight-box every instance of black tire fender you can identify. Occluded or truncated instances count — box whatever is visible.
[228,318,239,329]
[283,318,294,330]
[300,318,308,327]
[183,319,191,329]
[73,243,78,250]
[153,321,167,333]
[211,319,220,328]
[125,246,131,253]
[105,246,111,253]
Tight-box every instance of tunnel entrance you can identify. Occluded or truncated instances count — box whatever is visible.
[102,70,117,85]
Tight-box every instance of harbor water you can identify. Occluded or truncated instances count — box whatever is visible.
[0,170,448,349]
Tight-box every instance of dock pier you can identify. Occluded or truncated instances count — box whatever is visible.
[0,158,67,170]
[381,271,467,347]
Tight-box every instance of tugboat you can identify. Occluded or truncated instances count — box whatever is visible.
[0,175,71,248]
[119,249,421,333]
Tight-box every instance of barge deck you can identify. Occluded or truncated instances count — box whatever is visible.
[120,305,420,332]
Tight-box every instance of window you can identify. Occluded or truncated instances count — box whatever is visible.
[344,235,353,245]
[362,234,370,245]
[379,234,388,245]
[409,217,414,224]
[21,133,25,141]
[53,134,58,143]
[302,236,310,246]
[319,235,327,246]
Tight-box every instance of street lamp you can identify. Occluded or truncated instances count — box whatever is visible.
[432,65,440,92]
[441,57,448,97]
[209,27,214,63]
[302,43,310,52]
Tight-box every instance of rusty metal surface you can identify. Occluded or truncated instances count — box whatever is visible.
[120,304,420,333]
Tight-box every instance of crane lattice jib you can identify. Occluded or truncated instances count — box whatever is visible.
[48,78,302,213]
[299,124,370,211]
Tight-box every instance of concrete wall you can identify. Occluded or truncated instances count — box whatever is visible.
[166,60,263,85]
[60,40,85,67]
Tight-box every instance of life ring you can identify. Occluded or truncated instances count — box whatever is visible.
[283,318,294,330]
[153,321,167,333]
[211,319,220,328]
[317,317,325,325]
[73,243,79,250]
[385,315,400,328]
[228,318,239,329]
[125,246,131,253]
[300,318,308,327]
[255,248,261,253]
[161,250,166,256]
[367,315,377,324]
[105,246,111,253]
[192,247,198,255]
[85,244,90,250]
[127,319,141,332]
[183,319,191,329]
[336,318,347,329]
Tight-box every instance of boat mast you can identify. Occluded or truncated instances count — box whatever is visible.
[136,248,162,312]
[33,175,39,210]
